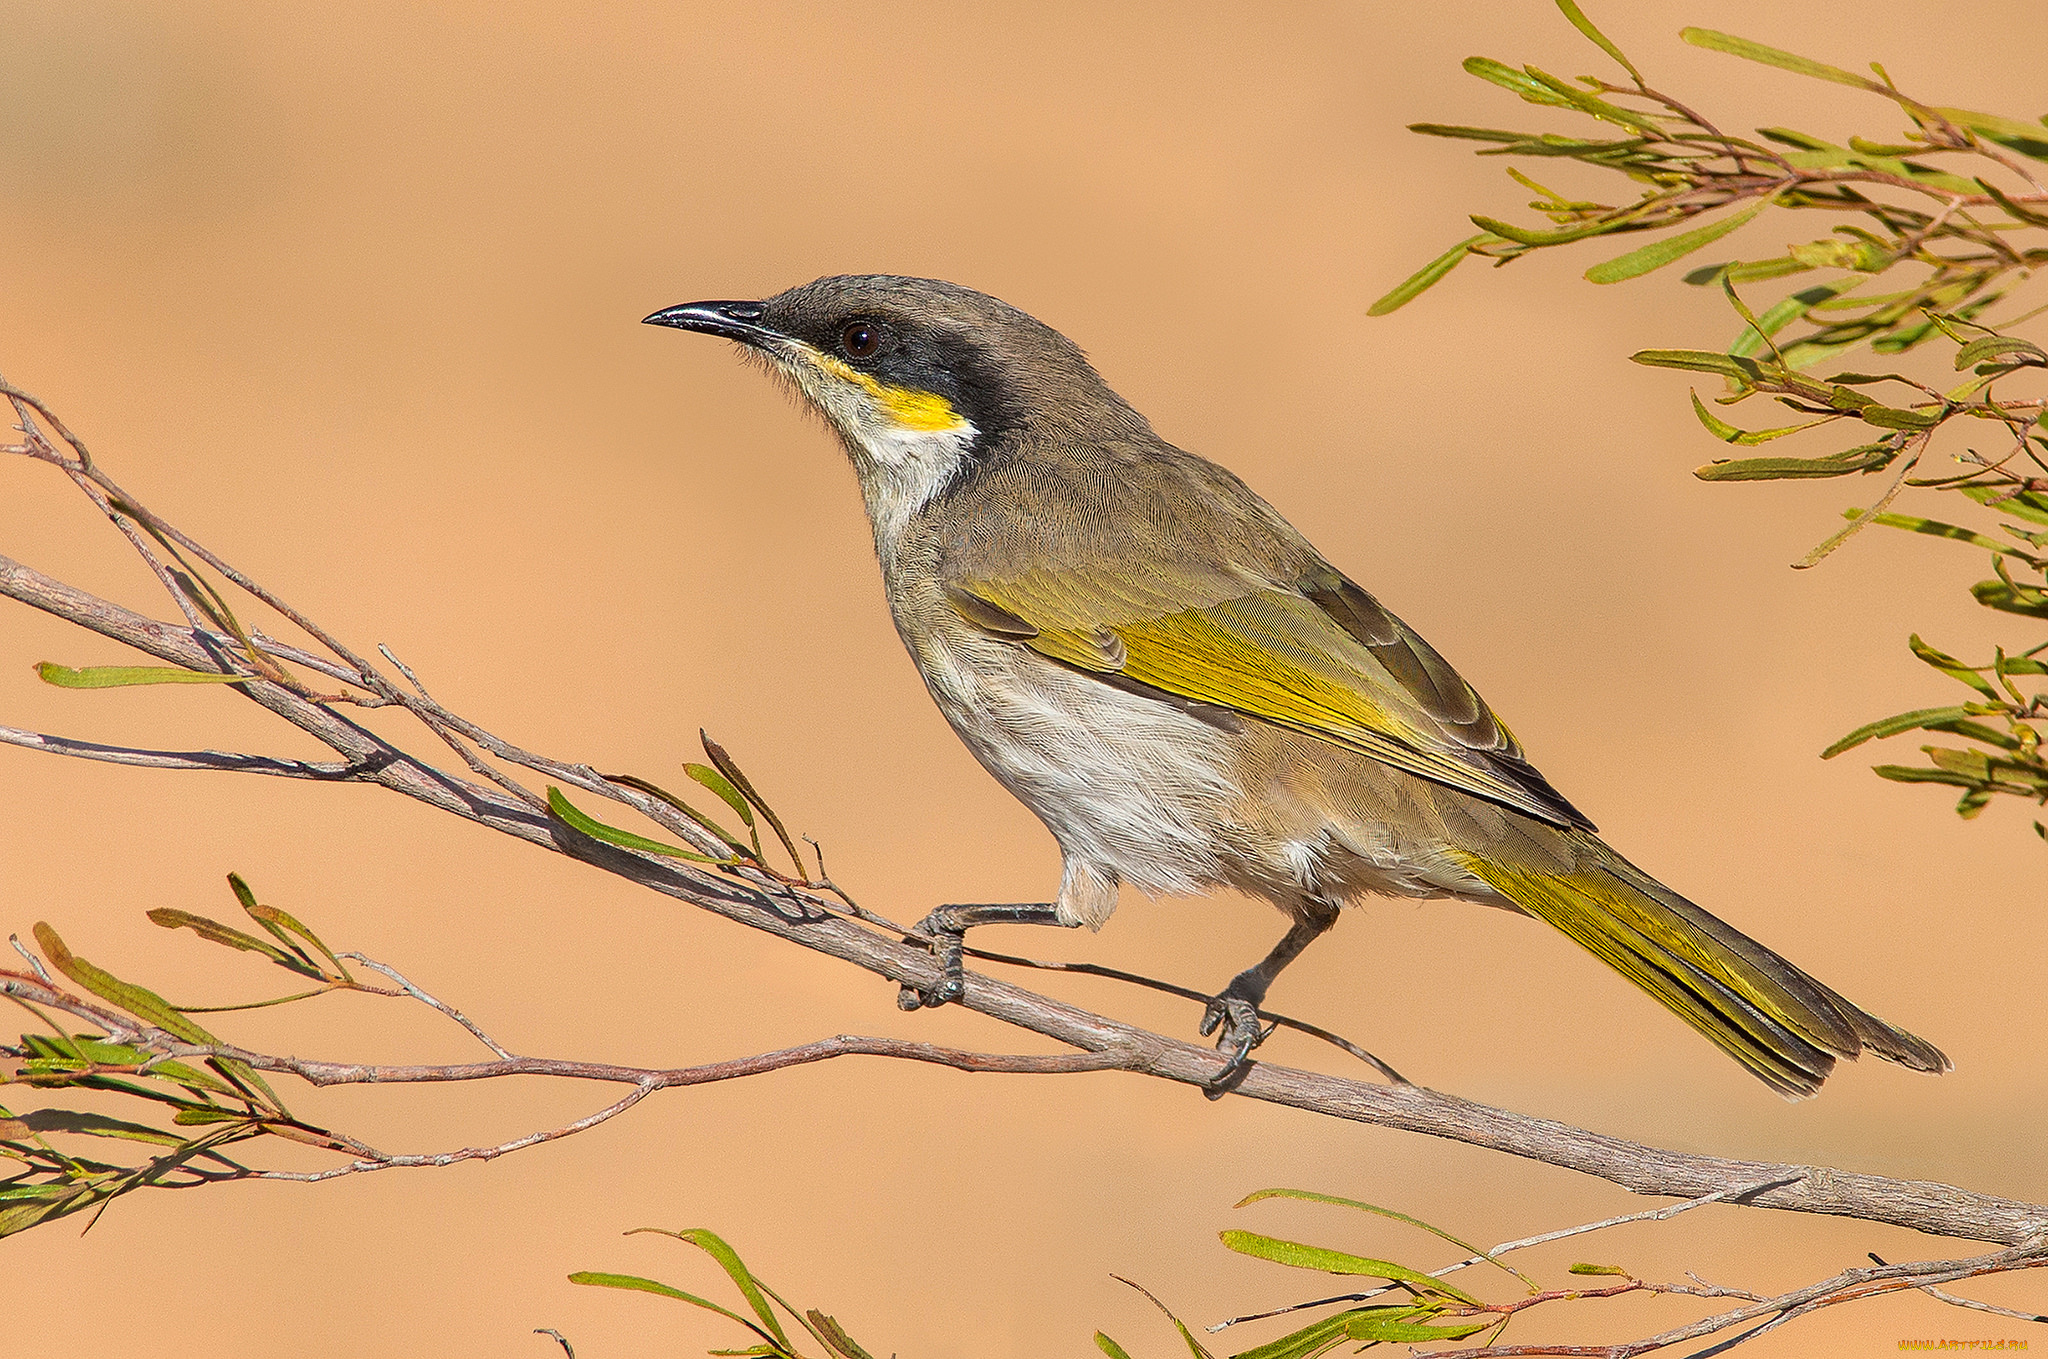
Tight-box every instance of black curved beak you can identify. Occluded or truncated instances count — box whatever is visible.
[642,299,778,346]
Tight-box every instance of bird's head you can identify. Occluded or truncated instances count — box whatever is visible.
[645,275,1148,524]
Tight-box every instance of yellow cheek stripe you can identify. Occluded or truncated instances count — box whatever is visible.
[815,353,967,433]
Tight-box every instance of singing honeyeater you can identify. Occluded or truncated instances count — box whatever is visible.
[645,274,1948,1098]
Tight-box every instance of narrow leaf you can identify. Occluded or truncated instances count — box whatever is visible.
[1093,1335,1136,1359]
[566,1272,778,1347]
[1688,391,1831,446]
[1348,1312,1494,1343]
[1555,0,1640,80]
[1694,446,1891,481]
[145,909,317,976]
[1368,234,1494,316]
[684,763,755,831]
[1961,484,2048,526]
[1862,512,2012,555]
[1908,635,1998,697]
[1954,335,2047,370]
[1468,214,1617,248]
[545,787,724,863]
[1680,29,1880,90]
[601,773,751,854]
[1585,198,1774,285]
[1234,1187,1535,1290]
[1112,1276,1217,1359]
[32,923,220,1047]
[1973,575,2048,619]
[1822,706,1979,759]
[1936,107,2048,162]
[1218,1231,1478,1303]
[34,663,246,689]
[1631,349,1762,381]
[627,1228,790,1352]
[806,1311,877,1359]
[701,733,804,874]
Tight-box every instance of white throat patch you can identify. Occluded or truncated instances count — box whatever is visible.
[767,344,979,555]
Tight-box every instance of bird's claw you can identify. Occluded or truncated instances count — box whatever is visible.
[1201,993,1268,1098]
[896,910,967,1011]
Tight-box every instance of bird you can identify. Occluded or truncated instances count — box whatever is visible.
[644,274,1949,1098]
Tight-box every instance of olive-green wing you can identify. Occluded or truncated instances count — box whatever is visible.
[949,566,1593,832]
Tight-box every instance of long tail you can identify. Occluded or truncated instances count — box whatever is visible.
[1455,842,1950,1098]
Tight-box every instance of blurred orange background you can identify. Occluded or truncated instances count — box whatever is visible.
[4,2,2044,1354]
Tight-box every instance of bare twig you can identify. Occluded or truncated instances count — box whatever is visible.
[3,542,2044,1247]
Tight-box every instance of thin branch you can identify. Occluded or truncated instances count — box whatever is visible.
[0,724,367,779]
[337,952,514,1060]
[1427,1247,2048,1358]
[4,545,2045,1248]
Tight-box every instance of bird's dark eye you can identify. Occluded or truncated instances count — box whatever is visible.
[840,321,881,359]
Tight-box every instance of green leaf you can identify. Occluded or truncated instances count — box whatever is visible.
[1787,238,1891,273]
[1822,706,1979,759]
[1570,1262,1631,1276]
[1232,1312,1361,1359]
[15,1110,184,1147]
[1554,0,1640,80]
[701,733,805,874]
[1976,176,2048,228]
[1218,1231,1477,1303]
[1729,279,1868,362]
[34,663,246,689]
[1961,484,2048,526]
[1857,404,1942,430]
[1973,575,2048,620]
[685,763,755,832]
[600,773,752,854]
[1688,391,1831,446]
[1586,198,1775,285]
[626,1228,790,1352]
[1954,335,2047,370]
[1631,348,1771,383]
[1679,29,1879,91]
[1405,123,1528,144]
[241,902,349,982]
[1468,214,1618,248]
[1935,107,2048,162]
[805,1311,877,1359]
[1686,256,1814,287]
[1113,1277,1217,1359]
[1347,1310,1493,1343]
[567,1272,782,1350]
[1461,56,1579,109]
[1909,635,1998,698]
[1368,234,1494,316]
[146,909,319,976]
[1233,1188,1535,1290]
[0,1187,86,1239]
[31,923,221,1048]
[1093,1335,1136,1359]
[1862,512,2014,555]
[545,787,724,863]
[1693,445,1892,481]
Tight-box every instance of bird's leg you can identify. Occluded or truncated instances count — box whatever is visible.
[896,902,1069,1011]
[1200,900,1339,1095]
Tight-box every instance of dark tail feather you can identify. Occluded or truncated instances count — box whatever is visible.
[1458,845,1950,1098]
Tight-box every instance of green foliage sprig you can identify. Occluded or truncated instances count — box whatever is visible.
[0,875,361,1236]
[571,1227,878,1359]
[1377,1,2048,833]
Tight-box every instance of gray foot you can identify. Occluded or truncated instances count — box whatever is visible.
[1199,979,1272,1097]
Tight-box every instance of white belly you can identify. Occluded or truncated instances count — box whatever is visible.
[908,624,1243,917]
